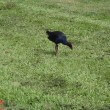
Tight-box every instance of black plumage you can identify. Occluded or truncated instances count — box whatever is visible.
[46,30,73,55]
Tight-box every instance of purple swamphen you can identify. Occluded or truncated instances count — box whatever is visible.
[46,30,73,55]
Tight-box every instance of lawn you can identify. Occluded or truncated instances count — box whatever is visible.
[0,0,110,110]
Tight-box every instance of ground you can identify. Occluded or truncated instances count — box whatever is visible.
[0,0,110,110]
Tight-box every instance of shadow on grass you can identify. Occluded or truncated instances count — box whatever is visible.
[0,1,16,10]
[34,48,74,56]
[43,50,55,56]
[4,100,27,110]
[98,105,110,110]
[34,48,55,56]
[47,76,67,88]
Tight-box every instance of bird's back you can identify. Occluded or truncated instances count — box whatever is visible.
[46,31,67,44]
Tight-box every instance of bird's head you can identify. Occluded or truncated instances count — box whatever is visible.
[46,31,50,35]
[67,42,73,50]
[45,29,51,35]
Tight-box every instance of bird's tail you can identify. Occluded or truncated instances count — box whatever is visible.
[67,42,73,50]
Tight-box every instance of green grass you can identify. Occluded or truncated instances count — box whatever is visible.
[0,0,110,110]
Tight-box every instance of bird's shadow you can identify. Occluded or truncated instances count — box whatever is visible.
[34,48,72,56]
[34,48,55,56]
[43,50,55,55]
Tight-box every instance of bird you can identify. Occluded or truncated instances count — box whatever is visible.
[46,30,73,55]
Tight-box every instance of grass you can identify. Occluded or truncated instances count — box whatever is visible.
[0,0,110,109]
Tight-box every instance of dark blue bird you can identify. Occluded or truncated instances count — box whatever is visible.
[46,30,73,55]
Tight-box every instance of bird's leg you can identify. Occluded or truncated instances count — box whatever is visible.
[55,44,58,55]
